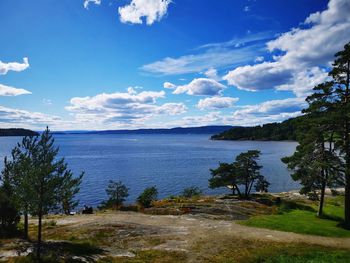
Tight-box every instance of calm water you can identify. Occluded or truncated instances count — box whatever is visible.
[0,134,299,207]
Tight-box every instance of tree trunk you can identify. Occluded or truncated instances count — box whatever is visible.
[37,210,42,261]
[37,182,43,261]
[24,211,28,240]
[234,184,242,198]
[318,169,327,217]
[344,60,350,228]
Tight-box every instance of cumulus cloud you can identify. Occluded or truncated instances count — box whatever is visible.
[197,97,239,110]
[234,97,306,117]
[224,0,350,97]
[0,105,62,129]
[66,88,187,125]
[224,62,293,91]
[0,84,31,96]
[173,78,226,96]
[203,68,220,81]
[168,97,305,128]
[0,57,29,75]
[83,0,101,9]
[163,81,176,89]
[118,0,171,25]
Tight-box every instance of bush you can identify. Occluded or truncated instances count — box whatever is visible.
[137,186,158,208]
[182,186,202,198]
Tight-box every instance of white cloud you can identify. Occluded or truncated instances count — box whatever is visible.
[0,105,62,129]
[234,97,306,117]
[224,0,350,97]
[267,0,350,67]
[203,68,220,81]
[118,0,171,25]
[224,62,292,92]
[255,56,264,62]
[66,88,187,125]
[141,32,273,75]
[0,57,29,75]
[197,97,239,110]
[173,78,226,96]
[0,84,31,96]
[167,97,305,128]
[42,99,53,105]
[83,0,101,9]
[163,81,176,89]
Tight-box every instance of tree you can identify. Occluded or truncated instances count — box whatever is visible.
[209,150,268,198]
[137,186,158,208]
[2,136,38,239]
[182,186,202,198]
[290,42,350,224]
[101,180,129,209]
[2,127,84,259]
[235,150,264,198]
[330,43,350,227]
[58,167,84,215]
[282,118,343,216]
[209,162,242,196]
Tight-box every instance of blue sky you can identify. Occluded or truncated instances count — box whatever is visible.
[0,0,349,130]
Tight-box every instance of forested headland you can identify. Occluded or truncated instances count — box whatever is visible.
[0,128,38,137]
[211,116,304,141]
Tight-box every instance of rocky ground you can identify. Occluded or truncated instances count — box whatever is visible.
[1,194,350,262]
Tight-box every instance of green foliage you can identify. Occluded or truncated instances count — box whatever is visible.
[101,180,129,209]
[209,150,269,198]
[182,186,202,198]
[137,186,158,208]
[58,168,83,215]
[2,127,84,259]
[211,116,303,141]
[0,185,20,237]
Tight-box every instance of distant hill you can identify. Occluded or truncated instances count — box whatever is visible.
[211,117,304,141]
[0,128,39,137]
[53,126,236,135]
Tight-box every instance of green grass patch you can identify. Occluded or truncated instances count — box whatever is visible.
[240,196,350,237]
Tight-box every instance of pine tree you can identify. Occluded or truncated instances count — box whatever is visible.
[101,180,129,209]
[209,150,268,198]
[2,127,84,259]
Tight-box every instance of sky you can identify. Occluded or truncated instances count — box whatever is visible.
[0,0,349,131]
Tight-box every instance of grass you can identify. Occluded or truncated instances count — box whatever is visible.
[7,241,104,263]
[97,250,188,263]
[192,233,350,263]
[240,195,350,237]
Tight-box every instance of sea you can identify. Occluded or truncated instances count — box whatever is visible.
[0,134,299,207]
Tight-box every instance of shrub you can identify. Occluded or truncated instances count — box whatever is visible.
[182,186,202,198]
[137,186,158,208]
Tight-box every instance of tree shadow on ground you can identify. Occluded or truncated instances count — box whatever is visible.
[14,241,104,262]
